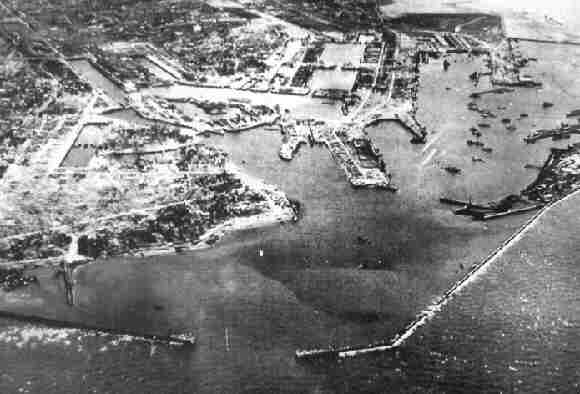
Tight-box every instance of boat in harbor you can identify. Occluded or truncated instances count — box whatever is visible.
[444,166,462,175]
[467,140,484,147]
[542,101,554,109]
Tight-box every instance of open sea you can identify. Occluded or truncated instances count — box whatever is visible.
[2,38,580,392]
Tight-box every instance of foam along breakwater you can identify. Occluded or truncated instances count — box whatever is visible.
[296,190,580,361]
[0,310,195,347]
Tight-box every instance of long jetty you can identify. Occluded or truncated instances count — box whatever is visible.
[476,204,544,221]
[296,192,576,361]
[439,197,490,210]
[440,197,544,220]
[0,310,196,347]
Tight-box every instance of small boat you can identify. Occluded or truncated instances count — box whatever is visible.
[467,140,484,147]
[444,166,462,175]
[471,130,482,137]
[501,118,511,124]
[482,147,493,153]
[469,127,478,132]
[542,101,554,108]
[477,122,491,128]
[356,235,371,245]
[472,156,484,163]
[520,113,529,118]
[506,125,517,131]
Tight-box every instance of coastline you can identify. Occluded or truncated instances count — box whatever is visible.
[191,163,297,250]
[0,160,299,338]
[381,0,580,44]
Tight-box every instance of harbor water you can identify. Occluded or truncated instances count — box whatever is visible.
[1,41,580,393]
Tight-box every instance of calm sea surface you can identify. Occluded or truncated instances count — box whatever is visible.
[1,42,580,393]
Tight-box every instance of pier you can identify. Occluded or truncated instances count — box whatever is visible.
[279,136,307,160]
[362,112,427,144]
[296,193,576,361]
[323,128,395,190]
[439,197,490,210]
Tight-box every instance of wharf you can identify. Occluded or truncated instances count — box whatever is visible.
[323,130,395,190]
[224,115,279,133]
[128,95,215,134]
[279,136,307,160]
[363,113,427,144]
